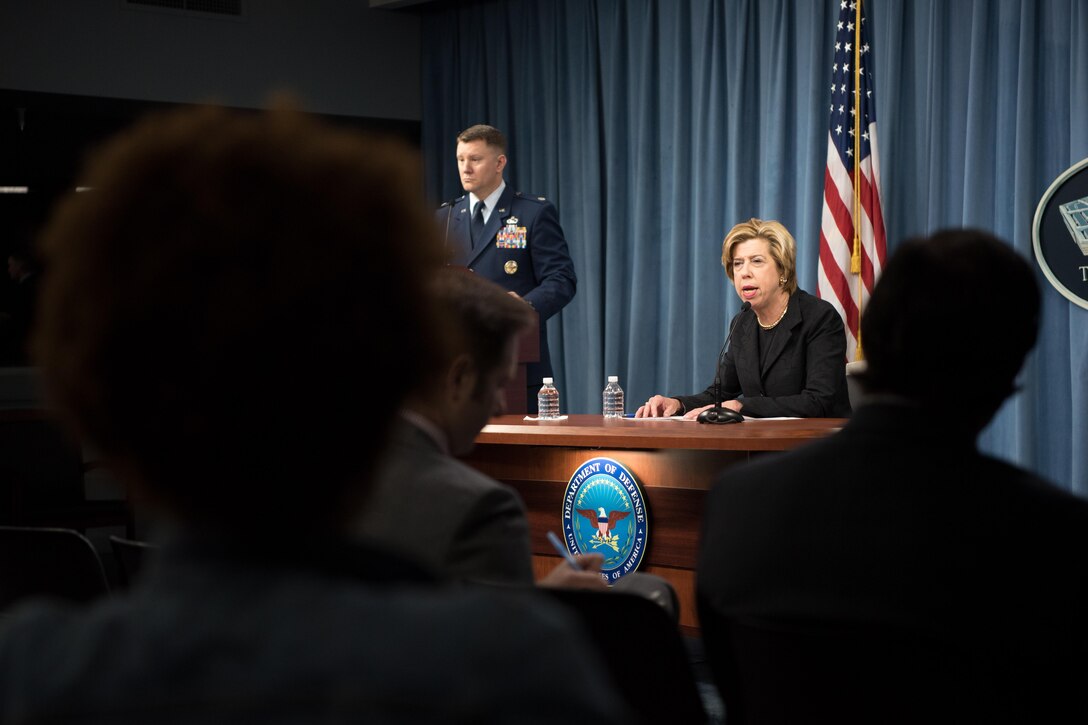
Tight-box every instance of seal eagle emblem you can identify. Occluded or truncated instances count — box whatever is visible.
[576,507,630,552]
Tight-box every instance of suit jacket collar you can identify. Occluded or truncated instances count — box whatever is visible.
[467,180,506,223]
[759,293,802,375]
[399,410,450,456]
[451,185,516,267]
[732,292,803,393]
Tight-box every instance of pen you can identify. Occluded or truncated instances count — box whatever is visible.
[624,413,636,418]
[546,530,582,570]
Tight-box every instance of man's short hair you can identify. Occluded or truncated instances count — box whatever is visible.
[861,229,1039,423]
[456,125,507,154]
[430,268,533,387]
[33,104,443,532]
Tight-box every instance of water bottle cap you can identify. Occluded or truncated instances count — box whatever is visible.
[607,375,618,383]
[542,377,554,384]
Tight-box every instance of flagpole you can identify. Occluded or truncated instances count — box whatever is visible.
[852,0,864,360]
[819,0,886,363]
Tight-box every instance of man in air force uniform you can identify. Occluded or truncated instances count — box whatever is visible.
[438,124,576,411]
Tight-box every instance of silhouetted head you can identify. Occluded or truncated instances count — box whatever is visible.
[33,104,443,534]
[860,229,1039,434]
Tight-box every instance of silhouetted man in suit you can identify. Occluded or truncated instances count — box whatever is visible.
[698,229,1088,722]
[357,268,678,629]
[0,104,626,723]
[357,268,606,590]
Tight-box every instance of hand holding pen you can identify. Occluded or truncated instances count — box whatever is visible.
[540,531,608,591]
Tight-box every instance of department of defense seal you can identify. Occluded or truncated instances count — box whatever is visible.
[560,457,648,582]
[1033,157,1088,309]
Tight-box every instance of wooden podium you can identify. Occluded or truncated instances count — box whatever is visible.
[461,415,845,633]
[501,313,540,415]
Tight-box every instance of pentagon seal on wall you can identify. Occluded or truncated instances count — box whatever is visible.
[560,457,648,582]
[1033,157,1088,309]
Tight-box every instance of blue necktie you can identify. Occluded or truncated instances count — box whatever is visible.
[471,201,486,249]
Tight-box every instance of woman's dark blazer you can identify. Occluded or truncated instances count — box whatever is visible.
[674,289,851,418]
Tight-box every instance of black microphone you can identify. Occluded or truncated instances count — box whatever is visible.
[697,301,751,424]
[439,195,463,249]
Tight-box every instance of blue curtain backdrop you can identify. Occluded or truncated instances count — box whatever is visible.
[420,0,1088,496]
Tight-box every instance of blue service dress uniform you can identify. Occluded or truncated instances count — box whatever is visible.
[438,185,577,403]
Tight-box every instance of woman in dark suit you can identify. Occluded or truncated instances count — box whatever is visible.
[636,218,850,419]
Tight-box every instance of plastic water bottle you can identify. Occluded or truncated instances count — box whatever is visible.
[602,375,625,418]
[537,377,560,419]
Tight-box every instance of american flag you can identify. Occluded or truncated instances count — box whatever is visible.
[817,0,886,362]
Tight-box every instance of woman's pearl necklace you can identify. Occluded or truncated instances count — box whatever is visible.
[757,298,790,330]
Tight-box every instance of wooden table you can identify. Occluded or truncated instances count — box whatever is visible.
[461,414,845,632]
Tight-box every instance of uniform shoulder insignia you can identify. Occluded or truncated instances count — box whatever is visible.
[438,195,466,209]
[514,191,548,204]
